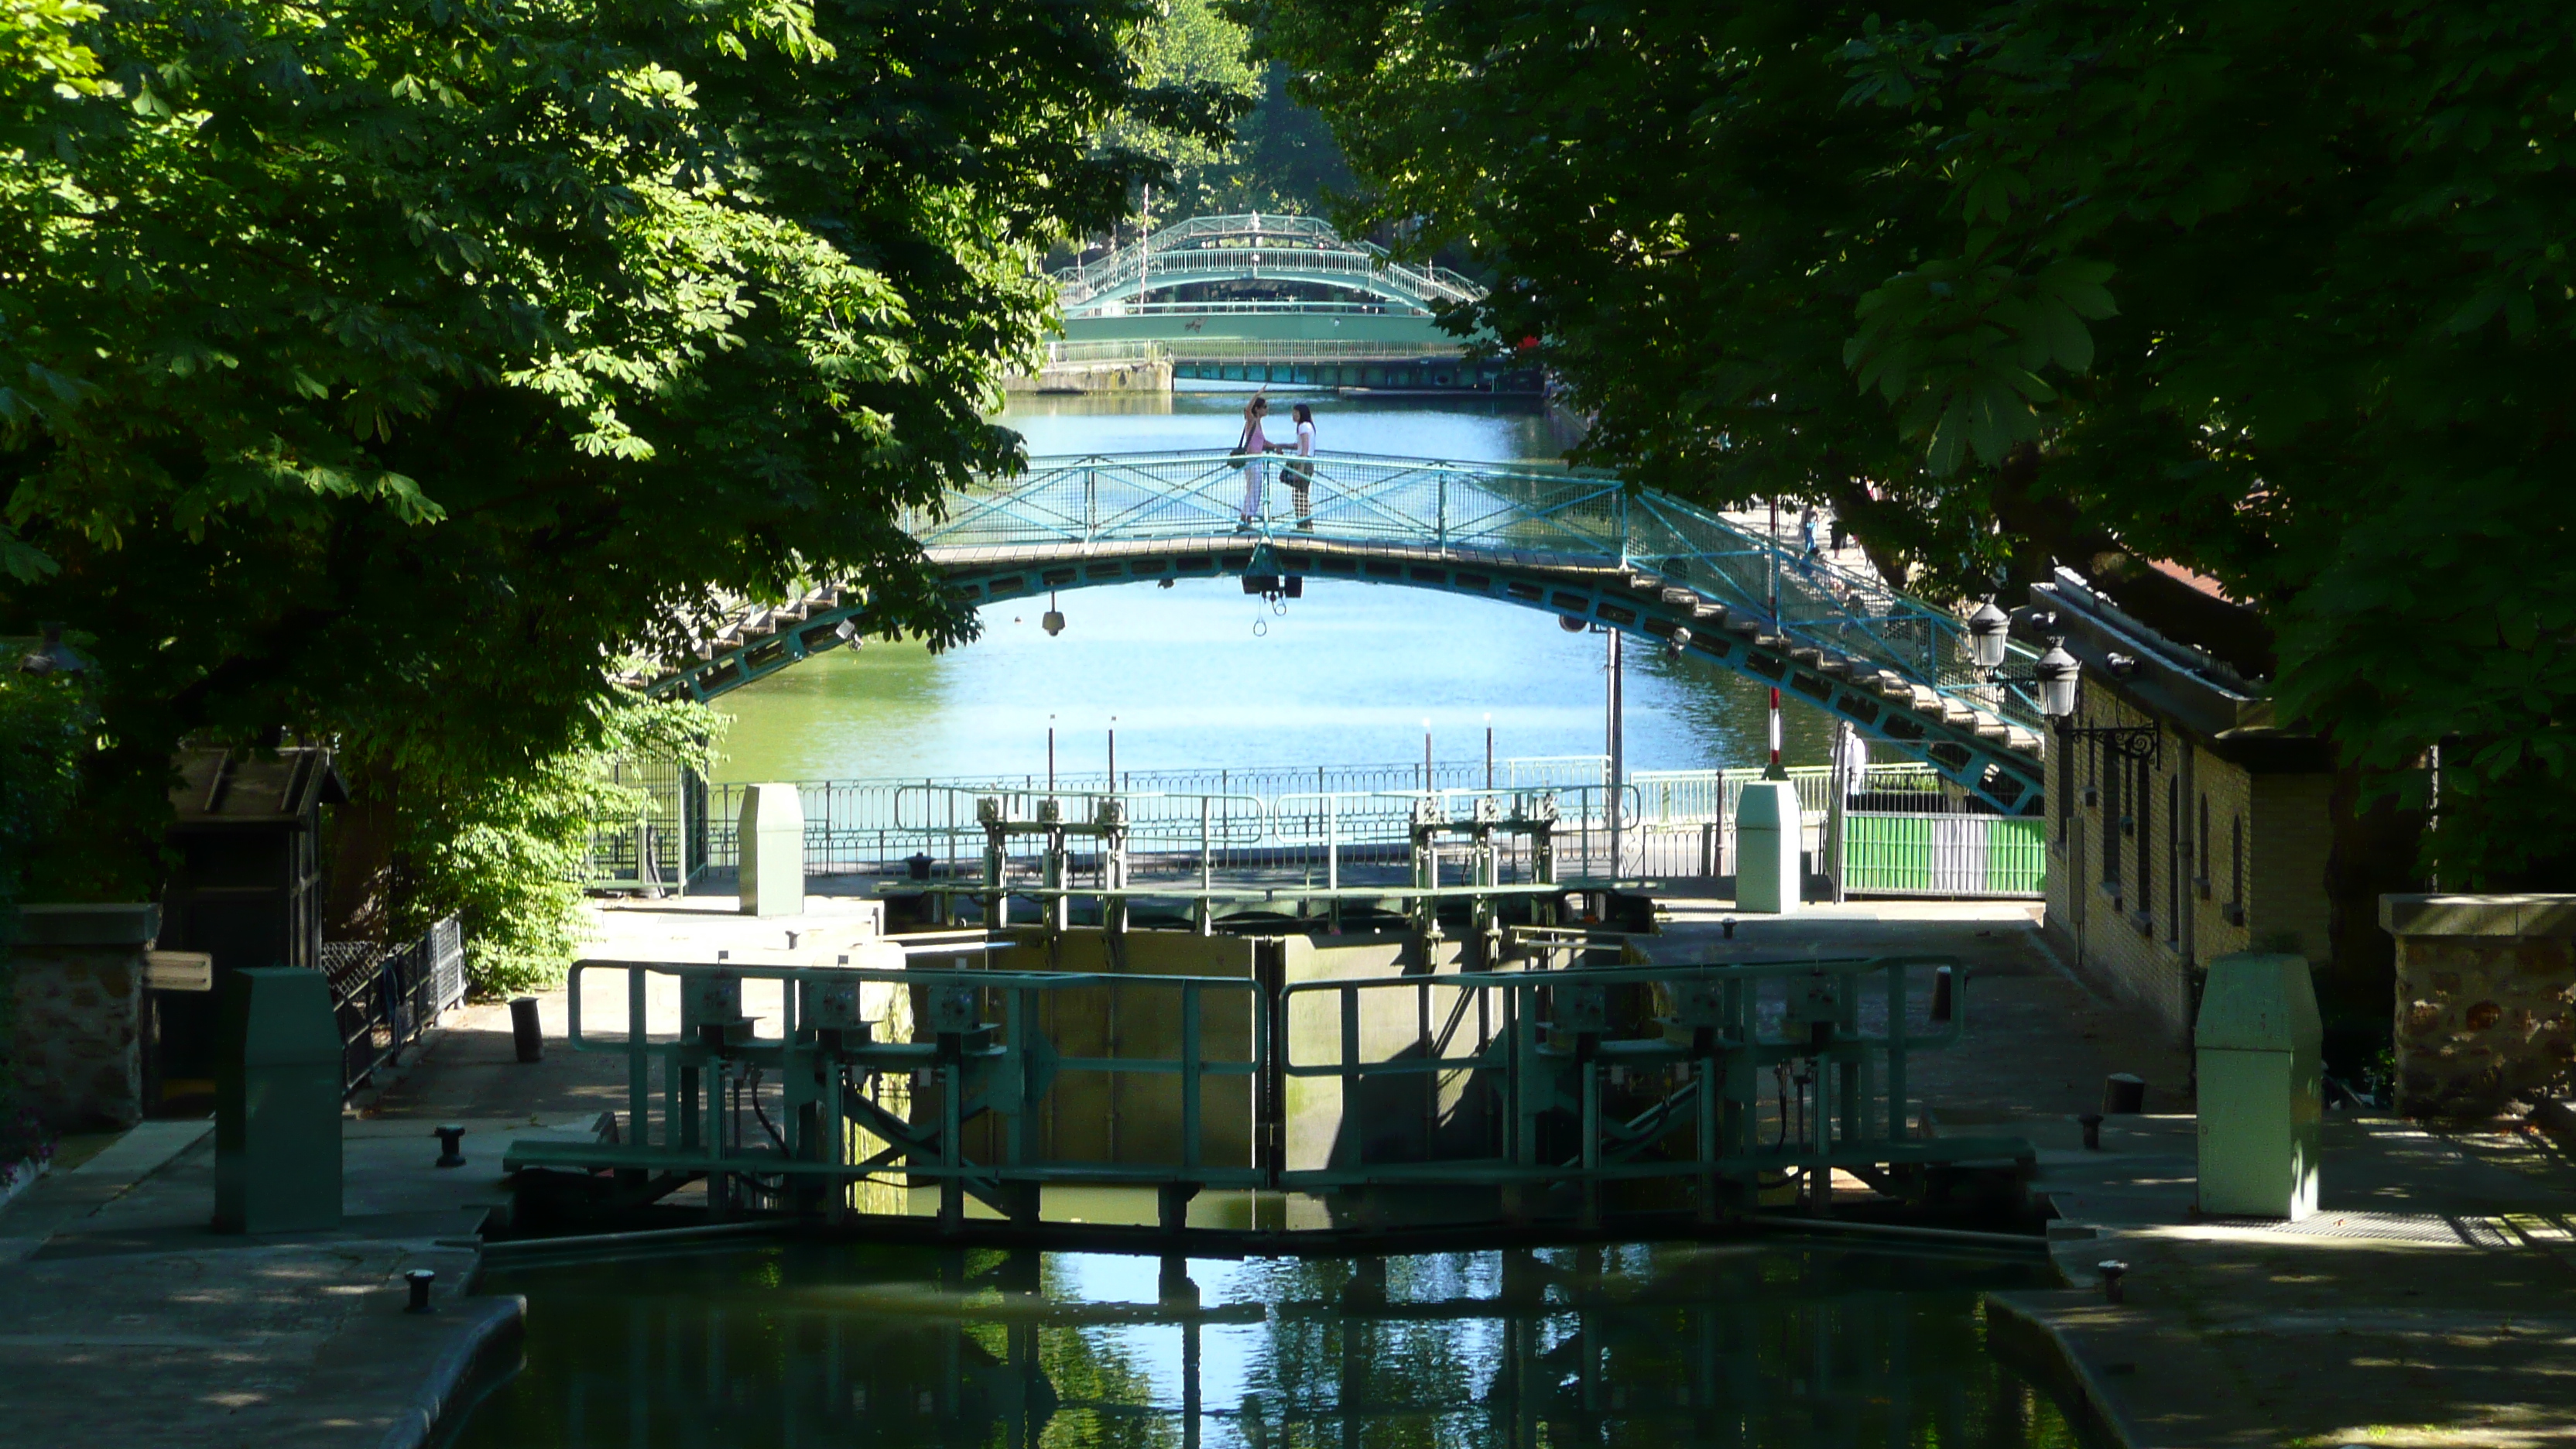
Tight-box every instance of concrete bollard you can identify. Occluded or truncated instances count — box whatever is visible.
[1733,781,1804,915]
[509,996,543,1063]
[2194,951,2323,1220]
[738,782,807,916]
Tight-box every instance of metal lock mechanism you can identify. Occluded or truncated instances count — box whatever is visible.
[1667,978,1729,1029]
[930,984,982,1034]
[799,977,873,1045]
[1788,970,1842,1047]
[1550,980,1609,1039]
[683,971,752,1048]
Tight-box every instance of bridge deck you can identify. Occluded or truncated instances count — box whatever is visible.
[640,453,2056,814]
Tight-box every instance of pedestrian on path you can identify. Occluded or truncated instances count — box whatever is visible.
[1285,402,1318,531]
[1235,395,1279,528]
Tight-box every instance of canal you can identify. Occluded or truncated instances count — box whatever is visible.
[713,392,1841,786]
[450,1239,2084,1447]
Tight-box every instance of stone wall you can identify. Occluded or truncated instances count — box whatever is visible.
[2383,895,2576,1117]
[9,904,159,1132]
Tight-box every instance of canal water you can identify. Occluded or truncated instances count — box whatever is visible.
[712,392,1839,786]
[449,1239,2084,1447]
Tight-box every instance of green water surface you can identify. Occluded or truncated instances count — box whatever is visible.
[712,393,1841,786]
[449,1240,2084,1448]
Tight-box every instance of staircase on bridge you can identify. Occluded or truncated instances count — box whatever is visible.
[638,454,2055,815]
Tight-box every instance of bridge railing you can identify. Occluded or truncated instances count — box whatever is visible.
[1040,339,1470,366]
[916,453,2050,735]
[588,758,2045,898]
[1052,214,1484,311]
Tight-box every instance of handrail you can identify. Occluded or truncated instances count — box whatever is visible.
[912,451,2047,734]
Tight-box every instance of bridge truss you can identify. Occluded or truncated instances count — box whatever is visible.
[645,454,2054,815]
[1051,214,1485,319]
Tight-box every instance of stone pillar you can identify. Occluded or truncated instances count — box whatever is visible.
[738,783,807,916]
[9,903,160,1131]
[2383,895,2576,1117]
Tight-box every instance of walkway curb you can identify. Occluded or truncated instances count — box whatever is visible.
[379,1293,524,1449]
[1984,1290,2146,1449]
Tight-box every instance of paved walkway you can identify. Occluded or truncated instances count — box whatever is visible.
[1653,901,2576,1446]
[0,1105,562,1447]
[15,898,2576,1445]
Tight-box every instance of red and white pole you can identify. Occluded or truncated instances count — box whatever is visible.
[1766,686,1786,779]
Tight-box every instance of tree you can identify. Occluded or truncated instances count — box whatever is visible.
[0,0,1228,981]
[1100,0,1349,221]
[1251,0,2574,886]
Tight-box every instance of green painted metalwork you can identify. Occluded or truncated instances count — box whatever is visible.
[1841,814,2048,898]
[1051,214,1482,318]
[652,452,2053,814]
[503,951,2034,1235]
[1275,956,2033,1208]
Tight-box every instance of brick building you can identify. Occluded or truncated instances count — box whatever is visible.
[2029,567,2413,1055]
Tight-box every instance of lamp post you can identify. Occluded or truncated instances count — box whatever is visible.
[2026,637,2159,766]
[1484,713,1494,791]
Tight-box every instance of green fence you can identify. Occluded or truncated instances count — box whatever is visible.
[1841,814,2048,899]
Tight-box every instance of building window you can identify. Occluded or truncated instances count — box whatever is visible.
[2197,792,2211,899]
[2100,737,2122,889]
[2228,813,2245,927]
[2136,766,2153,927]
[2058,739,2073,844]
[2167,776,2180,944]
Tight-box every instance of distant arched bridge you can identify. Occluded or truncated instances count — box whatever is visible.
[648,454,2054,814]
[1051,214,1484,320]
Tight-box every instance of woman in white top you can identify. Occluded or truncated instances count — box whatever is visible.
[1235,395,1278,527]
[1285,402,1318,531]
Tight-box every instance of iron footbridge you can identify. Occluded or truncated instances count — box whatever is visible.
[1050,214,1485,319]
[644,453,2056,814]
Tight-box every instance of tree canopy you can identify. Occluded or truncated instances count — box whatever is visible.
[1106,0,1351,218]
[0,0,1223,964]
[1253,0,2574,884]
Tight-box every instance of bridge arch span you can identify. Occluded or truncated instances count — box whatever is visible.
[1053,214,1484,320]
[648,454,2054,814]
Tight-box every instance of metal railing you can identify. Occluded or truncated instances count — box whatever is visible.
[321,916,465,1098]
[1052,214,1484,312]
[1275,956,2020,1195]
[906,453,2051,736]
[587,759,2043,899]
[1036,338,1472,366]
[537,957,1270,1224]
[512,951,2036,1230]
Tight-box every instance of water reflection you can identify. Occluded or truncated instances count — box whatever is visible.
[454,1242,2081,1448]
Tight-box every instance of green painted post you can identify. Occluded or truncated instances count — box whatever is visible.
[214,967,342,1234]
[1182,984,1203,1171]
[1886,963,1908,1145]
[629,966,649,1149]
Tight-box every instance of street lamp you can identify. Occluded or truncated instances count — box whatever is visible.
[2035,641,2081,721]
[1966,601,2012,672]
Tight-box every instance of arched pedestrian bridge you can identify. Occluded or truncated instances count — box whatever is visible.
[1051,214,1483,320]
[646,454,2055,814]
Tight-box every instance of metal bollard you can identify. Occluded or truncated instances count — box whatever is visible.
[509,997,543,1064]
[2103,1073,2147,1114]
[1930,965,1954,1024]
[406,1268,437,1313]
[1721,918,1738,940]
[2098,1259,2129,1303]
[434,1124,466,1168]
[2079,1112,2105,1150]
